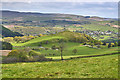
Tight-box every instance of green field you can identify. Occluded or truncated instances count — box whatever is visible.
[2,31,119,78]
[2,55,118,78]
[37,42,118,56]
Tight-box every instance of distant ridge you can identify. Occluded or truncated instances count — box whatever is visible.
[1,10,116,19]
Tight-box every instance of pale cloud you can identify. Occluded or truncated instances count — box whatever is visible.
[107,8,114,10]
[1,0,119,2]
[1,2,118,18]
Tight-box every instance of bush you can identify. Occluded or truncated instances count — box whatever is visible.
[102,41,106,45]
[83,42,87,45]
[72,49,77,54]
[45,48,49,50]
[114,42,118,47]
[51,45,56,50]
[2,41,12,50]
[108,43,111,48]
[2,57,18,63]
[97,45,101,48]
[8,49,28,62]
[3,49,52,63]
[7,49,20,57]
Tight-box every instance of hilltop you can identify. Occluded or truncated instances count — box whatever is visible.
[2,10,116,27]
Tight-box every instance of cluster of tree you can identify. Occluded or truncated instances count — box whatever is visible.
[3,48,52,63]
[107,42,118,48]
[56,31,99,44]
[102,41,118,48]
[3,35,37,43]
[1,41,12,50]
[13,35,35,43]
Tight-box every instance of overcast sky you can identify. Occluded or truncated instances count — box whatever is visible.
[1,2,118,18]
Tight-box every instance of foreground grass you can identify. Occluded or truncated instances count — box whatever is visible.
[2,55,118,78]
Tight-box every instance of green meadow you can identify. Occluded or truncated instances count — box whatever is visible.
[2,55,118,78]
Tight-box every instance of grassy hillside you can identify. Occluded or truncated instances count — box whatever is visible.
[12,36,64,46]
[12,31,95,47]
[2,55,118,78]
[37,42,118,57]
[11,31,118,59]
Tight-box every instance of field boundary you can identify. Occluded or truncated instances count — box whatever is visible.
[70,52,119,59]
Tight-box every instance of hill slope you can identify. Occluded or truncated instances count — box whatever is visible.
[12,31,98,47]
[1,25,23,37]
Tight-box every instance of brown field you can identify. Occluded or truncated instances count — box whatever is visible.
[0,50,11,56]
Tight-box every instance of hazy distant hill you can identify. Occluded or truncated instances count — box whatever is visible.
[1,10,118,41]
[1,10,116,27]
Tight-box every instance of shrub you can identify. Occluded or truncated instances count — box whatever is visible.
[3,49,52,63]
[7,49,28,62]
[45,48,49,50]
[51,45,56,50]
[7,49,20,57]
[102,41,106,45]
[114,42,118,47]
[108,43,111,48]
[2,57,18,63]
[72,49,77,54]
[97,45,101,48]
[2,41,12,50]
[83,42,87,45]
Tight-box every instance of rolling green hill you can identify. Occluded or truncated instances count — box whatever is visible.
[11,31,118,59]
[11,31,95,47]
[12,36,64,46]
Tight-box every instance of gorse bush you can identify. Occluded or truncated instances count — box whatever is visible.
[3,48,52,63]
[8,49,20,57]
[7,49,29,62]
